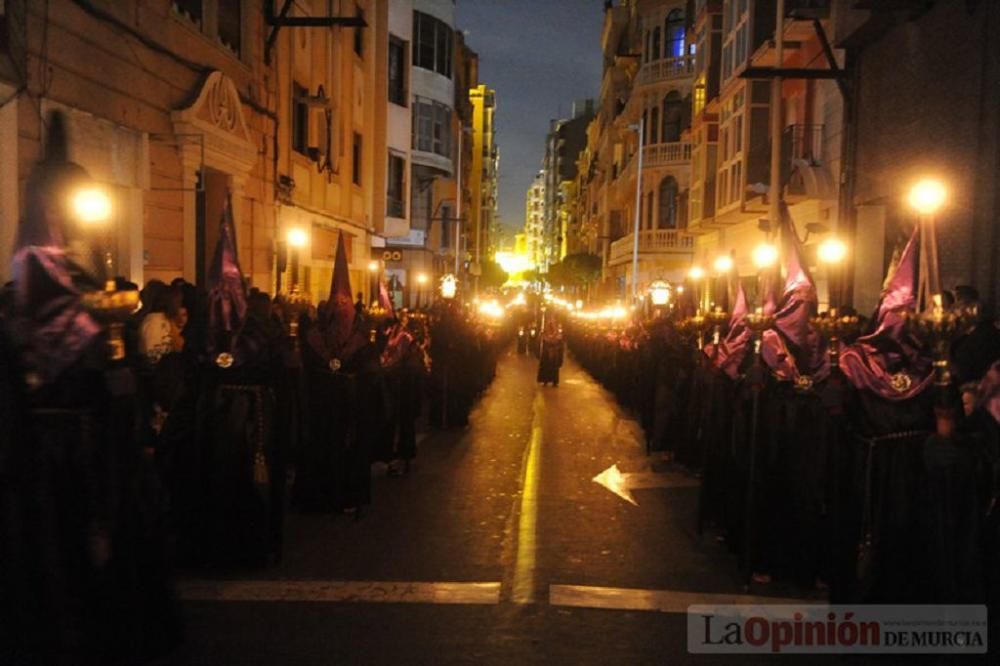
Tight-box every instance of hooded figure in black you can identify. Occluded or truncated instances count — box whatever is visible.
[194,195,284,566]
[0,111,180,664]
[295,232,377,514]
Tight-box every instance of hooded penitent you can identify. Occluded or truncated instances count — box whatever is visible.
[320,231,357,356]
[839,227,932,400]
[206,194,247,355]
[9,111,101,385]
[710,281,751,380]
[761,208,828,382]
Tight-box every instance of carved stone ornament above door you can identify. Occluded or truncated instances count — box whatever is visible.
[171,71,257,178]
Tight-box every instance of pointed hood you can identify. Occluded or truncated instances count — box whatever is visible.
[839,227,932,400]
[206,195,247,353]
[714,281,752,379]
[9,110,100,385]
[321,231,355,353]
[761,208,828,381]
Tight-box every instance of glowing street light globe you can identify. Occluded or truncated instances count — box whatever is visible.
[416,272,429,285]
[713,255,734,274]
[367,260,380,273]
[72,187,112,224]
[818,238,848,264]
[287,228,309,248]
[649,280,670,306]
[908,179,947,216]
[752,243,778,269]
[688,266,705,281]
[440,273,457,299]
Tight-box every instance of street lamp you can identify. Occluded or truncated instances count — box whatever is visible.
[907,177,947,309]
[287,228,308,290]
[713,254,733,312]
[72,187,112,225]
[908,179,946,217]
[649,280,670,308]
[752,243,778,269]
[818,237,848,311]
[440,273,457,300]
[818,238,847,265]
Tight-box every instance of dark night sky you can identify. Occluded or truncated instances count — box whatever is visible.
[456,0,605,242]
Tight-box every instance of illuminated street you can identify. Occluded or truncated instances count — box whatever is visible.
[164,347,810,665]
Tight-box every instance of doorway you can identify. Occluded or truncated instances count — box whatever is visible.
[195,167,230,287]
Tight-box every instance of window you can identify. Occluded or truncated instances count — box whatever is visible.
[412,98,452,158]
[217,0,241,55]
[387,153,405,218]
[352,132,362,186]
[658,177,678,229]
[292,83,309,155]
[651,27,661,61]
[354,4,364,57]
[650,107,660,144]
[666,9,685,58]
[662,91,683,143]
[388,36,407,106]
[413,10,453,78]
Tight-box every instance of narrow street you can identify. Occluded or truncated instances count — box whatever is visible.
[169,347,814,665]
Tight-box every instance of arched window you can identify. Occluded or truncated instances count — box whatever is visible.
[644,31,651,63]
[666,9,685,58]
[642,109,649,144]
[649,107,660,144]
[651,27,661,61]
[658,176,678,229]
[646,191,655,229]
[662,91,683,143]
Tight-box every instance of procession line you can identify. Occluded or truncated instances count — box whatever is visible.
[177,580,502,605]
[510,390,545,604]
[548,584,821,614]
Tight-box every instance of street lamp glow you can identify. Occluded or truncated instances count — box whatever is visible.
[416,272,429,285]
[72,187,112,224]
[688,266,705,281]
[440,273,457,299]
[818,238,848,264]
[908,179,947,216]
[649,280,670,306]
[713,255,734,273]
[367,260,380,273]
[752,243,778,269]
[287,228,308,248]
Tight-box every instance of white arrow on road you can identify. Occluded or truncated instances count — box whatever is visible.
[592,464,699,506]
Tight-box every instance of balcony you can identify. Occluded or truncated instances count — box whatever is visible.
[619,141,692,186]
[644,141,692,167]
[636,55,695,87]
[607,229,695,266]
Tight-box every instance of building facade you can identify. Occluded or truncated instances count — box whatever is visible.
[524,170,546,270]
[0,0,487,310]
[576,0,697,300]
[468,82,498,282]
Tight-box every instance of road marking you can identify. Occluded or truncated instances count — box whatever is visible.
[549,584,820,613]
[592,464,699,505]
[511,390,545,604]
[178,580,502,605]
